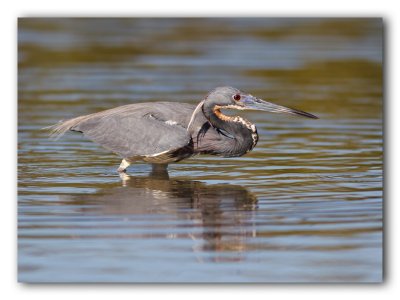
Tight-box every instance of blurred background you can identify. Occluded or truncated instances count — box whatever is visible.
[18,18,382,282]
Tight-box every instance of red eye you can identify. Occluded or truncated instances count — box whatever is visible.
[233,94,241,101]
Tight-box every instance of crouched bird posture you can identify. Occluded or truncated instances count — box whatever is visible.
[49,86,318,173]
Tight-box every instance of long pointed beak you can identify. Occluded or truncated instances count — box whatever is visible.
[243,96,318,119]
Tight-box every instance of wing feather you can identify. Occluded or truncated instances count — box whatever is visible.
[78,115,191,158]
[49,103,193,159]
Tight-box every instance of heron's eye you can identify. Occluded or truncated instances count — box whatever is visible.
[233,94,241,101]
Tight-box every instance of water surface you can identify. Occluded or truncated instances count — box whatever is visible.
[18,18,383,282]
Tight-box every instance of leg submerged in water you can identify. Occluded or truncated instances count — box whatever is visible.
[151,163,168,172]
[150,163,169,178]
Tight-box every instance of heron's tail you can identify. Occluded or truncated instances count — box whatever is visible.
[44,115,88,140]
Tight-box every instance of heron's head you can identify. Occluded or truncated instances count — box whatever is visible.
[204,86,318,119]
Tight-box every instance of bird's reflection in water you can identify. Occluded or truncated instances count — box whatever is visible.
[67,171,258,262]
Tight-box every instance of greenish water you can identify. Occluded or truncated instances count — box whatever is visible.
[18,18,383,282]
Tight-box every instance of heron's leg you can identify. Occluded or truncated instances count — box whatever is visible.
[150,163,169,178]
[151,163,168,172]
[117,159,131,173]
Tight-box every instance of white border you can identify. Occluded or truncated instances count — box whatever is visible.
[3,0,396,299]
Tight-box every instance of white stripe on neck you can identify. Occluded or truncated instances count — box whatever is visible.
[187,100,205,131]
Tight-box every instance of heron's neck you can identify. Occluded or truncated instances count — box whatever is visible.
[205,106,258,156]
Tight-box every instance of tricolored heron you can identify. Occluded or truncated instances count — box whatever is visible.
[50,86,318,173]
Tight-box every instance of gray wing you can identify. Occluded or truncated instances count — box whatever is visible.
[72,113,191,158]
[48,102,197,158]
